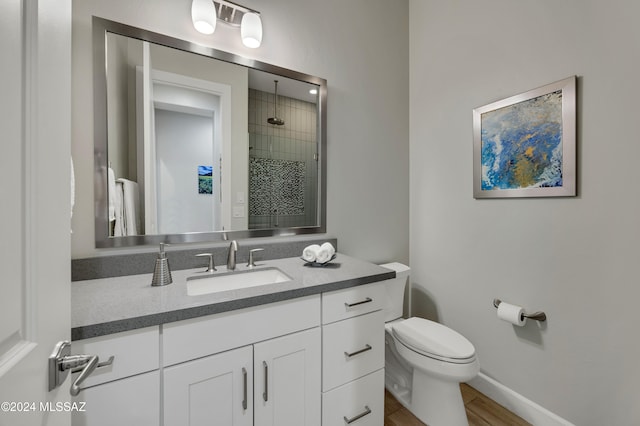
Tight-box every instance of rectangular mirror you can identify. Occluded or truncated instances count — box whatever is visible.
[93,17,327,247]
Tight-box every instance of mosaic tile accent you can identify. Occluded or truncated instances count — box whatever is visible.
[249,157,305,216]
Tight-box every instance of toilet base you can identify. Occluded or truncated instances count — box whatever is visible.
[409,368,468,426]
[384,319,477,426]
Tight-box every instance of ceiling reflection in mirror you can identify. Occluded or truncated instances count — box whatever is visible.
[93,17,326,247]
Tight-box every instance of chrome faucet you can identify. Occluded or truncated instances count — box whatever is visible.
[227,240,238,270]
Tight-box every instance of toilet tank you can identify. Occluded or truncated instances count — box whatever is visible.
[379,262,411,322]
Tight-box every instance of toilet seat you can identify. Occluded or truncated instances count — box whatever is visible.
[392,317,476,364]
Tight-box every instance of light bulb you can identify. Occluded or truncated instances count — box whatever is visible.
[192,0,216,35]
[241,12,262,48]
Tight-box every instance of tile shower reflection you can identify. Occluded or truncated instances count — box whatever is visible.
[248,87,319,229]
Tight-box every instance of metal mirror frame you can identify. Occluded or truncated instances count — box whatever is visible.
[93,17,327,248]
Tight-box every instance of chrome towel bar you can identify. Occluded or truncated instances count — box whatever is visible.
[493,299,547,322]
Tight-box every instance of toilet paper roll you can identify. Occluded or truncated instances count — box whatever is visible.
[497,302,527,326]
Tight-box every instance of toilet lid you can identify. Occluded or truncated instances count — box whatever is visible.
[392,317,475,361]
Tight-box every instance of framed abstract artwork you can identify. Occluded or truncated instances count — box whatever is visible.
[473,76,576,198]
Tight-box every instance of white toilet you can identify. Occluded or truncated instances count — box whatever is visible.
[380,263,479,426]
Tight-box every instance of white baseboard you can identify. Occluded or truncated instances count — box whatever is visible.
[467,373,574,426]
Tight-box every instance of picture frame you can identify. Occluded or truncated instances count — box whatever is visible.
[198,165,213,195]
[473,76,576,199]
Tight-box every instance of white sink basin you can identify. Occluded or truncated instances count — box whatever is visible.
[187,267,292,296]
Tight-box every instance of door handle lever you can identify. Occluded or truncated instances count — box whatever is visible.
[71,355,114,373]
[67,355,99,396]
[48,341,115,396]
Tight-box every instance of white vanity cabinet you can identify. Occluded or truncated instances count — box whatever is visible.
[321,283,386,426]
[71,278,389,426]
[163,295,321,426]
[70,326,160,426]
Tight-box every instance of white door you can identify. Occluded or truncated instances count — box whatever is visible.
[0,1,72,426]
[254,328,321,426]
[164,346,253,426]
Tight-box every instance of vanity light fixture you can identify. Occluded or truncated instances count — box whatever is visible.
[240,11,262,48]
[191,0,217,35]
[192,0,263,48]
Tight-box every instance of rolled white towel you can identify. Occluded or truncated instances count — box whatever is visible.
[302,244,320,262]
[320,242,335,256]
[316,242,335,264]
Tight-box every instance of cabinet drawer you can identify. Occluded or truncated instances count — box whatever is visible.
[71,326,159,388]
[322,310,384,392]
[322,282,385,324]
[322,369,384,426]
[163,295,320,366]
[72,370,159,426]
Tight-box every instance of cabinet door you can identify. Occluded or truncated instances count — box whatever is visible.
[164,345,253,426]
[254,327,321,426]
[72,371,160,426]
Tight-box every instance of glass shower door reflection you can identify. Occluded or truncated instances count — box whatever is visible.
[248,134,318,229]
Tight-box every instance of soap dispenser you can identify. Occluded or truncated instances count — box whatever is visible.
[151,243,172,286]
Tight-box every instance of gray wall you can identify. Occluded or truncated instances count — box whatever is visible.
[71,0,410,264]
[409,1,640,424]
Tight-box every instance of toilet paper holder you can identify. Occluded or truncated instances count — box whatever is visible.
[493,299,547,322]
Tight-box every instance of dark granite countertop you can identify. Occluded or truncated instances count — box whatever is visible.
[71,254,394,340]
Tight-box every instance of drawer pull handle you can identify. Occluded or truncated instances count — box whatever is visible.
[344,344,372,358]
[343,406,371,424]
[262,361,269,402]
[344,297,372,308]
[242,367,248,410]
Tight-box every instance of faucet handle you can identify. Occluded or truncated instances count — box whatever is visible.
[247,248,264,268]
[195,253,217,272]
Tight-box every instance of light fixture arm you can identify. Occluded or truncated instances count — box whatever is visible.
[213,0,260,27]
[192,0,262,48]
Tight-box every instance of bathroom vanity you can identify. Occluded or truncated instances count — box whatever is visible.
[70,254,393,426]
[71,15,391,425]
